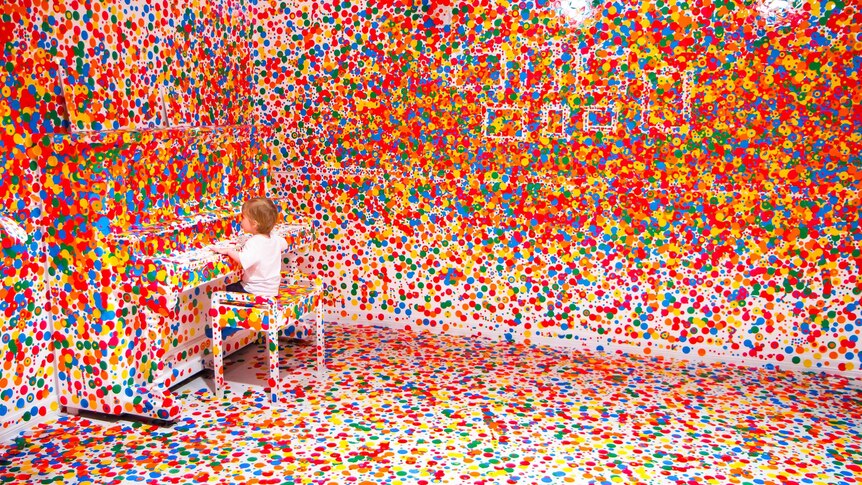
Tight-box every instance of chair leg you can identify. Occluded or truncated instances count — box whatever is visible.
[266,328,279,403]
[315,298,325,378]
[212,317,225,399]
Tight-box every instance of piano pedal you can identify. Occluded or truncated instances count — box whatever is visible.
[149,418,176,428]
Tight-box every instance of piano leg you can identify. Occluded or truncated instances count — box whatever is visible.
[212,318,226,399]
[315,298,325,379]
[266,327,280,403]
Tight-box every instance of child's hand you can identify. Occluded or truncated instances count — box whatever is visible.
[212,245,240,263]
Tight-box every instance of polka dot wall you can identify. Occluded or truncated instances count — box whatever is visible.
[263,0,861,373]
[0,0,860,459]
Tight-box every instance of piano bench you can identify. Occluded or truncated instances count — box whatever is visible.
[209,277,325,403]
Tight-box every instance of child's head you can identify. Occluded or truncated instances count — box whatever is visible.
[241,197,279,235]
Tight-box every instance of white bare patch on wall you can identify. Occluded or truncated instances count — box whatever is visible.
[432,4,454,27]
[757,0,802,25]
[558,0,595,24]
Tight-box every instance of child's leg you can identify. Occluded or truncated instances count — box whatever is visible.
[225,281,248,293]
[207,281,249,340]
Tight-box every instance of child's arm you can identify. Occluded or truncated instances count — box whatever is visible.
[212,246,241,263]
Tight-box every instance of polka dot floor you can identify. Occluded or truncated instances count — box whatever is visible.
[2,323,860,485]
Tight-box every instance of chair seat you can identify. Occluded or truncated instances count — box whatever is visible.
[274,282,323,324]
[211,280,321,334]
[210,277,325,402]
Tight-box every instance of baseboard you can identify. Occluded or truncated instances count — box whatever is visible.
[529,334,862,385]
[0,408,60,445]
[322,307,476,333]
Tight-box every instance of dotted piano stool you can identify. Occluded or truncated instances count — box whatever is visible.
[209,276,325,403]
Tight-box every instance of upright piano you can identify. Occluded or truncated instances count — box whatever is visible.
[44,125,312,421]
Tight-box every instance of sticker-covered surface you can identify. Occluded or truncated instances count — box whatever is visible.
[260,0,862,374]
[1,323,860,484]
[2,0,861,436]
[0,139,52,433]
[1,0,261,426]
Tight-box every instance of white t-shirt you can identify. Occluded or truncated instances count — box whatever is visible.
[239,234,288,297]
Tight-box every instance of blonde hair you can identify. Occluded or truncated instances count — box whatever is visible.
[243,197,279,235]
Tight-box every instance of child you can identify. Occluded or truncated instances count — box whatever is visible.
[213,197,288,297]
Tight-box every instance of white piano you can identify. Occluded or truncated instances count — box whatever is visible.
[48,126,314,422]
